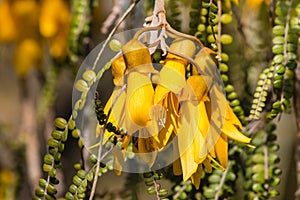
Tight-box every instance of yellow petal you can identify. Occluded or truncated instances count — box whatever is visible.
[126,72,154,132]
[214,133,228,168]
[225,103,242,129]
[186,75,209,103]
[222,122,251,144]
[190,165,203,190]
[156,63,186,97]
[111,55,126,86]
[122,39,156,73]
[168,38,196,62]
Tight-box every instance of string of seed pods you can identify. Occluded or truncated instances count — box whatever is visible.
[195,0,246,124]
[194,1,247,198]
[34,118,68,200]
[69,0,93,62]
[267,0,299,121]
[243,123,281,199]
[143,172,169,199]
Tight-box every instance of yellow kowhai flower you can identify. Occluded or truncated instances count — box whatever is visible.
[96,38,251,189]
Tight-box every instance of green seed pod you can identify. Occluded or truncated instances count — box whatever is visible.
[77,169,86,179]
[147,186,156,195]
[77,185,86,194]
[228,92,238,100]
[287,34,298,43]
[210,2,218,12]
[58,142,65,153]
[185,184,193,192]
[272,25,285,35]
[44,154,54,165]
[78,137,85,149]
[208,174,221,183]
[269,166,282,176]
[252,183,264,193]
[221,13,232,24]
[86,171,94,182]
[287,52,297,60]
[286,43,297,52]
[274,16,286,25]
[221,53,229,62]
[35,188,45,197]
[252,154,264,164]
[273,54,284,64]
[272,45,283,54]
[197,24,206,32]
[46,183,57,195]
[51,130,63,140]
[65,192,74,200]
[220,34,233,45]
[272,101,281,110]
[268,153,280,164]
[72,129,80,139]
[83,70,96,83]
[225,84,234,93]
[48,138,59,148]
[75,79,89,92]
[158,189,168,197]
[274,73,283,81]
[269,189,280,197]
[220,63,229,73]
[233,105,242,113]
[73,175,82,187]
[252,173,265,184]
[77,192,86,199]
[207,34,216,43]
[45,194,55,200]
[203,188,215,199]
[226,171,236,182]
[49,168,56,178]
[273,79,282,88]
[39,178,47,188]
[61,130,68,143]
[69,184,77,194]
[221,74,229,82]
[252,164,264,174]
[54,118,67,130]
[231,99,240,107]
[206,25,218,34]
[276,64,285,74]
[144,178,154,186]
[272,36,284,44]
[89,154,98,164]
[269,177,280,187]
[68,119,76,130]
[109,39,122,52]
[179,191,187,199]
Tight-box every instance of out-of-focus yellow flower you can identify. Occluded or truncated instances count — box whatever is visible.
[0,0,17,42]
[39,0,70,59]
[246,0,270,9]
[0,0,71,78]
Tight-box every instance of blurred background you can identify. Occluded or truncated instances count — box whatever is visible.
[0,0,298,199]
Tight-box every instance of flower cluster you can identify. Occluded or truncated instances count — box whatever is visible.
[0,0,70,78]
[96,37,251,189]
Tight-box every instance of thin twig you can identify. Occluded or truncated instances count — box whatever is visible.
[217,0,222,63]
[101,0,124,34]
[92,0,141,71]
[89,131,104,200]
[214,162,230,200]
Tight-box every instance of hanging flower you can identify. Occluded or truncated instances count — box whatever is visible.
[96,37,251,189]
